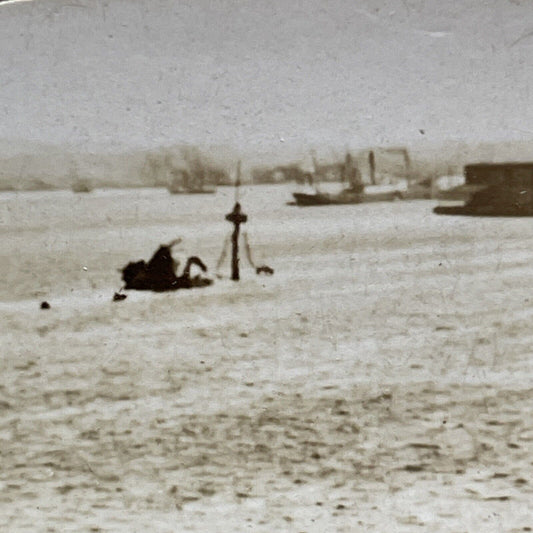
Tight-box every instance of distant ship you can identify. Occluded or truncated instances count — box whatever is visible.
[291,149,411,206]
[167,163,216,195]
[167,180,216,195]
[292,186,403,206]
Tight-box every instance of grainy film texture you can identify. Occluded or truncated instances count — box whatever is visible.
[1,1,533,531]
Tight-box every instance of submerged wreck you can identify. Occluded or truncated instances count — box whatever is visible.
[121,239,212,292]
[434,162,533,216]
[119,194,273,296]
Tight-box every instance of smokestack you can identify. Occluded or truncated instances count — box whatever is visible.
[369,150,376,184]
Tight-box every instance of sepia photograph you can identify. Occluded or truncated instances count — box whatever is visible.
[1,0,533,531]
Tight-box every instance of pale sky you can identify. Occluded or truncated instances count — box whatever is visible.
[2,0,533,153]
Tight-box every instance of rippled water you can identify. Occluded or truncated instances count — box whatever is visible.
[1,186,533,531]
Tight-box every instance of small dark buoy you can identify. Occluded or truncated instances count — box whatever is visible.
[256,265,274,276]
[113,292,127,302]
[40,301,50,309]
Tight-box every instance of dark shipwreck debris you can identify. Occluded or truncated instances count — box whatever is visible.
[112,292,127,301]
[121,239,212,292]
[256,265,274,276]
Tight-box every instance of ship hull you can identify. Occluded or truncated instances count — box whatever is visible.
[434,184,533,217]
[434,204,533,217]
[167,187,216,195]
[292,189,402,206]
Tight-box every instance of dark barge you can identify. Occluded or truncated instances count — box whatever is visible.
[434,162,533,216]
